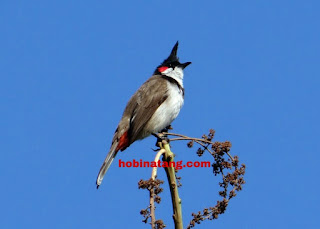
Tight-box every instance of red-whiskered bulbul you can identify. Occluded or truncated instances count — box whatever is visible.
[96,41,191,188]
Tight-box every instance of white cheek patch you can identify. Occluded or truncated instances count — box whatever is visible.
[165,67,184,87]
[173,67,183,78]
[162,68,173,74]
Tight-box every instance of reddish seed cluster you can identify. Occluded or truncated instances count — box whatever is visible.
[138,128,246,228]
[186,130,246,228]
[139,178,164,224]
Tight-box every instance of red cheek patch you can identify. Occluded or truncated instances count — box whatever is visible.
[158,66,168,73]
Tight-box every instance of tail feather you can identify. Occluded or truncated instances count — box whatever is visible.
[96,143,118,189]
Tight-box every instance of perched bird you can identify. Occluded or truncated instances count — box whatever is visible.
[96,41,191,188]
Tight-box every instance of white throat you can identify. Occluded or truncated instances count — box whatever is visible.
[162,67,184,87]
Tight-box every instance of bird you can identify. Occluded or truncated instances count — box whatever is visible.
[96,41,191,188]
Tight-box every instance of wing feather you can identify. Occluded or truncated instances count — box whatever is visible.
[126,75,168,143]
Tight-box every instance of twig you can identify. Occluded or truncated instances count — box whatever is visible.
[164,133,234,161]
[169,137,215,155]
[150,149,166,228]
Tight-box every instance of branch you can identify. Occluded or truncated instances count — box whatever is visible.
[138,149,165,228]
[160,140,183,229]
[150,149,166,228]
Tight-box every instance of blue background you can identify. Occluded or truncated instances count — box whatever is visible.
[1,1,319,228]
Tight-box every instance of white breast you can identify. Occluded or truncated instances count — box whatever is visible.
[145,81,184,133]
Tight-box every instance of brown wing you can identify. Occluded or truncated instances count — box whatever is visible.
[97,76,168,187]
[125,75,169,143]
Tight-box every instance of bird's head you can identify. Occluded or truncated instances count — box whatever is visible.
[154,41,191,85]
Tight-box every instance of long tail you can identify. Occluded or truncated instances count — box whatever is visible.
[96,142,118,189]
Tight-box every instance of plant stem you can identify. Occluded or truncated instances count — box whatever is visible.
[161,140,183,229]
[150,149,166,228]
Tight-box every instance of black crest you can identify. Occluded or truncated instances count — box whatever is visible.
[161,41,180,66]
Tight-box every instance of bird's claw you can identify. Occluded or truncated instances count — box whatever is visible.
[152,133,170,147]
[160,125,173,133]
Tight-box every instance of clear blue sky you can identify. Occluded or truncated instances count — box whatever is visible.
[1,1,319,228]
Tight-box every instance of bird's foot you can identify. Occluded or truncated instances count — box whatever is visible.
[152,133,162,147]
[152,133,170,148]
[160,125,173,133]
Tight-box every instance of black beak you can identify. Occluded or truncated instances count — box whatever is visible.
[179,62,192,69]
